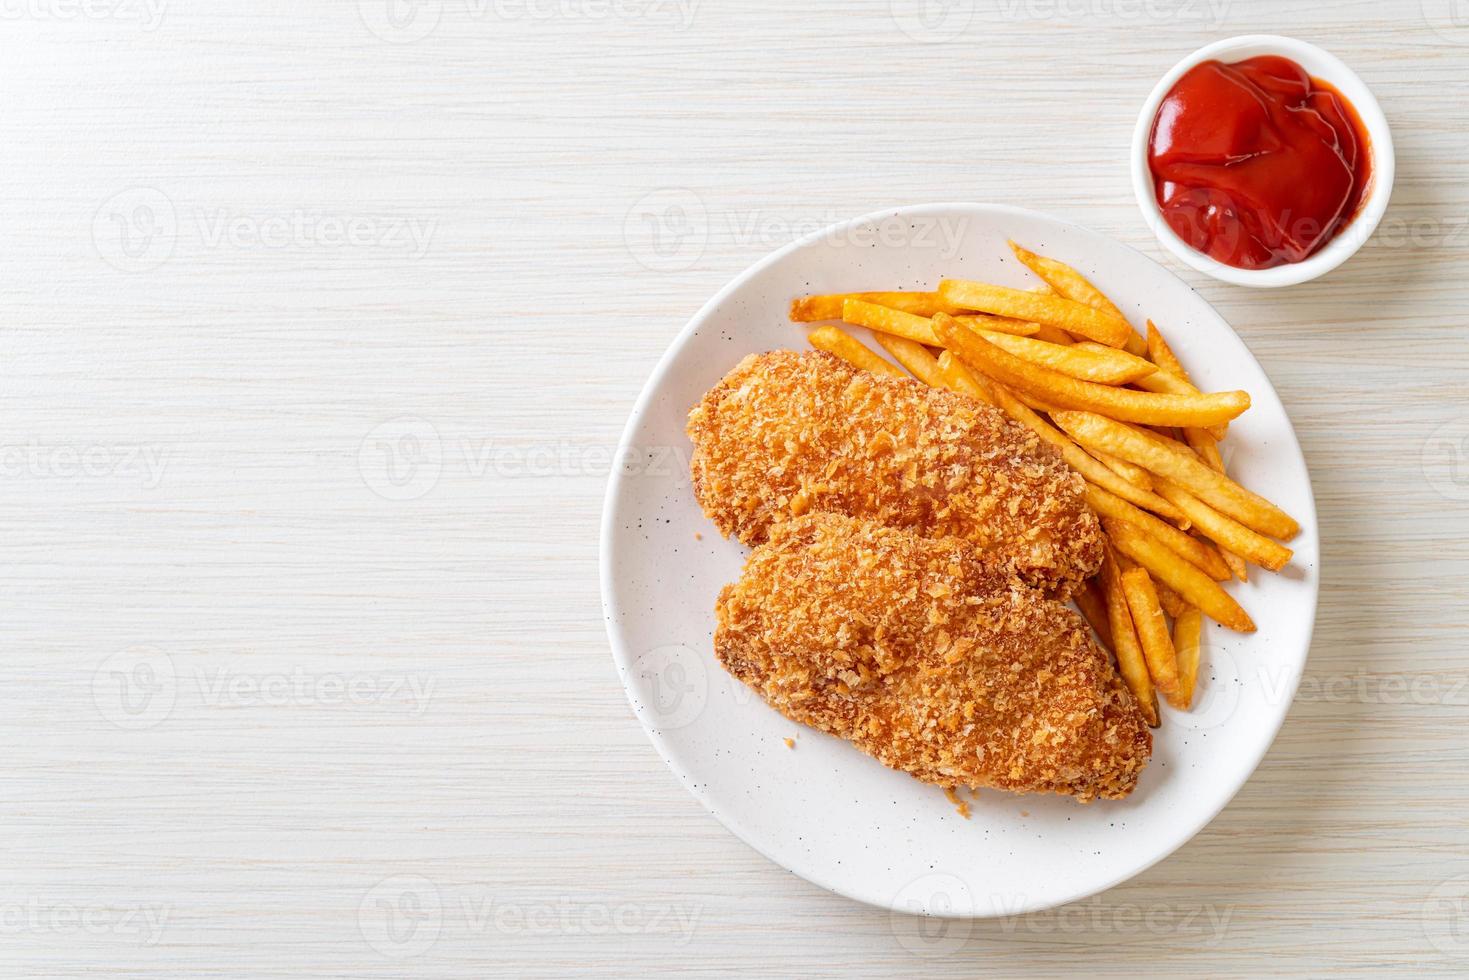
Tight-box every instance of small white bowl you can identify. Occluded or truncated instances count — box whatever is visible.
[1131,35,1394,288]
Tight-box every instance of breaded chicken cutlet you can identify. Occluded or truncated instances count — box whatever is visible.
[715,513,1152,802]
[687,350,1103,596]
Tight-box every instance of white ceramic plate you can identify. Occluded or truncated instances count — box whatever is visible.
[601,203,1318,917]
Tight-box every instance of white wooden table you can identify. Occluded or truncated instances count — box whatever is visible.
[3,1,1468,975]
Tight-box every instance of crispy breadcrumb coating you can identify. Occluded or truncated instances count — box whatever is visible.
[715,514,1152,802]
[687,350,1102,596]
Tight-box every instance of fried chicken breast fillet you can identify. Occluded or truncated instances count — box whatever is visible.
[687,350,1103,596]
[715,513,1152,802]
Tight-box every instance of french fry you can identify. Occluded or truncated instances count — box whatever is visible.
[1009,243,1118,315]
[1135,328,1227,440]
[1121,567,1181,699]
[1101,549,1159,726]
[1132,378,1227,440]
[1008,241,1148,356]
[1197,538,1234,581]
[933,351,996,405]
[1074,580,1114,651]
[1024,284,1080,345]
[1219,546,1250,583]
[934,315,1251,427]
[1153,578,1189,618]
[984,382,1188,523]
[1173,608,1203,709]
[807,326,906,379]
[1009,385,1066,415]
[1156,481,1294,571]
[1145,320,1187,377]
[1052,410,1298,539]
[938,280,1133,347]
[950,314,1042,337]
[1084,483,1229,580]
[1149,321,1234,448]
[972,331,1156,384]
[790,295,848,322]
[1184,429,1248,580]
[1125,420,1197,458]
[843,301,1041,348]
[1092,450,1154,490]
[790,291,963,322]
[1104,518,1255,633]
[1186,428,1225,469]
[1132,368,1223,433]
[1132,365,1198,395]
[842,298,941,345]
[1030,323,1074,344]
[873,332,944,387]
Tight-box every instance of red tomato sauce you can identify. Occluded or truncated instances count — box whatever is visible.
[1147,55,1373,270]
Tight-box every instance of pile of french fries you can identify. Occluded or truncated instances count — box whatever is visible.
[788,242,1299,727]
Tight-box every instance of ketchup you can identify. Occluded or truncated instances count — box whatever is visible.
[1147,55,1372,270]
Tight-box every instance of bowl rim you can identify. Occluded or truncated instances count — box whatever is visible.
[1130,34,1395,288]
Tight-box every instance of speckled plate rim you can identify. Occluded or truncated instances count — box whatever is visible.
[600,202,1319,917]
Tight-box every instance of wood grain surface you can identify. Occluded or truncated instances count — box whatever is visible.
[3,1,1468,975]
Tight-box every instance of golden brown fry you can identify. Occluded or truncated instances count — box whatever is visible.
[1197,537,1233,581]
[950,314,1042,337]
[938,279,1133,347]
[844,302,1042,347]
[1184,430,1249,580]
[1101,549,1159,727]
[1092,450,1154,490]
[1132,366,1197,395]
[975,331,1156,384]
[1150,322,1232,451]
[790,291,963,322]
[790,295,848,322]
[807,326,906,379]
[1153,579,1189,618]
[1219,547,1249,583]
[1052,410,1298,540]
[1104,518,1255,633]
[1024,288,1066,339]
[1145,320,1188,377]
[1008,241,1148,355]
[1031,323,1075,345]
[1156,481,1294,571]
[874,332,944,387]
[1009,385,1066,415]
[1126,421,1196,457]
[933,351,996,405]
[1173,608,1203,709]
[1007,243,1111,308]
[1111,547,1137,574]
[984,382,1188,523]
[1185,428,1226,471]
[1075,580,1113,651]
[1121,567,1181,698]
[1134,332,1227,440]
[842,298,941,345]
[934,315,1251,427]
[1084,483,1229,580]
